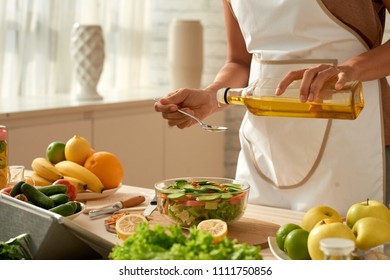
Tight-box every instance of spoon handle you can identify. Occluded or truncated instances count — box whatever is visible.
[177,109,204,125]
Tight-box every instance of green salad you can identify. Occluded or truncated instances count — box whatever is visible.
[157,179,248,227]
[109,222,262,260]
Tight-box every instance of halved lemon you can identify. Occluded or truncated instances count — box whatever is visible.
[115,213,148,241]
[197,219,228,243]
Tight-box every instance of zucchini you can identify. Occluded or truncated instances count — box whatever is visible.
[49,202,76,217]
[49,193,70,206]
[37,184,67,196]
[10,181,25,197]
[21,183,55,209]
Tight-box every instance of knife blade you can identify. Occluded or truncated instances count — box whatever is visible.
[143,195,157,216]
[88,195,145,218]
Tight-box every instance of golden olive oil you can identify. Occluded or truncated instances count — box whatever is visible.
[219,80,364,120]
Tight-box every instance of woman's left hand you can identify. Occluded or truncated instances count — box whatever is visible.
[275,64,355,102]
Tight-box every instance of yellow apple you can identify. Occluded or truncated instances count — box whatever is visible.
[346,199,390,228]
[351,216,390,250]
[313,218,343,228]
[301,205,343,232]
[307,222,356,260]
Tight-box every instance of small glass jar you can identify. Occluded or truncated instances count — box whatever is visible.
[320,238,355,260]
[0,125,8,189]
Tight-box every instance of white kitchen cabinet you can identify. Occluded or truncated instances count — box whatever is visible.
[7,120,92,168]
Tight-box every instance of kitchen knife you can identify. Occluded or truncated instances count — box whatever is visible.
[88,195,145,218]
[143,195,157,216]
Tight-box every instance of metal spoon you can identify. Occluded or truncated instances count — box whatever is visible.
[176,108,228,132]
[154,98,228,132]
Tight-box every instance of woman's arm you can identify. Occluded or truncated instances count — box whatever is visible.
[154,0,252,128]
[206,0,253,95]
[277,1,390,102]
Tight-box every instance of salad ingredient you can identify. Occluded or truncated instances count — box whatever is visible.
[0,233,32,260]
[197,219,228,243]
[109,222,262,260]
[21,182,55,209]
[157,179,248,227]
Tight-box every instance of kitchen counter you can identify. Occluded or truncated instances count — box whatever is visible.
[72,184,304,260]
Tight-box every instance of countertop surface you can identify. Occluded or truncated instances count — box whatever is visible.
[72,184,304,260]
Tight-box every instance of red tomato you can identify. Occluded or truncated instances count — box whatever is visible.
[182,200,205,207]
[53,179,77,201]
[14,194,28,202]
[0,186,12,196]
[227,192,247,204]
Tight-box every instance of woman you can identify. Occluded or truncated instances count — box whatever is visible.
[155,0,390,215]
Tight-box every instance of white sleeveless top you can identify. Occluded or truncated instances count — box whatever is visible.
[230,0,385,215]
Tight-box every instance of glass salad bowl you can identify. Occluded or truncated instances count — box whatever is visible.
[154,177,250,228]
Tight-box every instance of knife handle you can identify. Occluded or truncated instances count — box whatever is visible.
[121,195,145,208]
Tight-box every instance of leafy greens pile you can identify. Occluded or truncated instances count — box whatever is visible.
[109,222,262,260]
[0,233,32,260]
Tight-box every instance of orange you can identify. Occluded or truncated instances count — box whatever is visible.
[84,151,124,189]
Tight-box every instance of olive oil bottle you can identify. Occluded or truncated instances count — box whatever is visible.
[0,125,8,189]
[217,78,364,120]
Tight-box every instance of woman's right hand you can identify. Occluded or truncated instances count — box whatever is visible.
[154,88,217,129]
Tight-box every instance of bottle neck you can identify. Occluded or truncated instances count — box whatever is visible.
[216,87,246,105]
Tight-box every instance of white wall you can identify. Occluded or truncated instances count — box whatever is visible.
[148,0,226,88]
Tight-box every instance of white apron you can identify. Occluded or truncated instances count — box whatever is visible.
[230,0,385,216]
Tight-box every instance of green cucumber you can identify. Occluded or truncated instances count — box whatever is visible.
[49,203,76,217]
[49,193,70,206]
[21,183,55,209]
[37,184,67,196]
[167,192,185,200]
[10,181,25,197]
[196,194,221,202]
[74,201,83,213]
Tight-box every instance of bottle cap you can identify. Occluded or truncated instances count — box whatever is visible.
[320,238,355,257]
[0,125,7,141]
[216,88,230,104]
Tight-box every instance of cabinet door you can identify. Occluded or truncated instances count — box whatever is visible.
[7,120,92,168]
[93,110,164,189]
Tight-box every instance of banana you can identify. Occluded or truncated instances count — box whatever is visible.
[63,175,87,193]
[55,160,104,193]
[31,157,63,181]
[26,172,53,186]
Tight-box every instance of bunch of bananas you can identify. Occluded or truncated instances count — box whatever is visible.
[30,157,104,193]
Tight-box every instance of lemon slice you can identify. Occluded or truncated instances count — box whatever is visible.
[115,213,148,241]
[197,219,228,243]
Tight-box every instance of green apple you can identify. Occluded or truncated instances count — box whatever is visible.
[275,223,302,251]
[307,222,356,260]
[346,199,390,228]
[301,205,343,232]
[284,228,311,260]
[351,216,390,250]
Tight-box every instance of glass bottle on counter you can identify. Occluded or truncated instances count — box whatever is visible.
[216,78,364,120]
[0,125,8,189]
[320,238,355,260]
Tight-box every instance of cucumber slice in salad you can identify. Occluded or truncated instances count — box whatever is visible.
[167,192,186,200]
[196,194,221,202]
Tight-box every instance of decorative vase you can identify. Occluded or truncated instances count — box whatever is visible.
[71,23,105,101]
[168,19,203,90]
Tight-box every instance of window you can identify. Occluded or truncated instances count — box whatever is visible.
[0,0,150,98]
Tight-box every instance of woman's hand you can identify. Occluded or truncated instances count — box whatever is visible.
[154,88,217,129]
[275,64,356,102]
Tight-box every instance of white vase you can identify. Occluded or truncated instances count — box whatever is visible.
[71,23,105,101]
[168,19,203,90]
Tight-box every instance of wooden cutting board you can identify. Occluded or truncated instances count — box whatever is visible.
[106,210,279,248]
